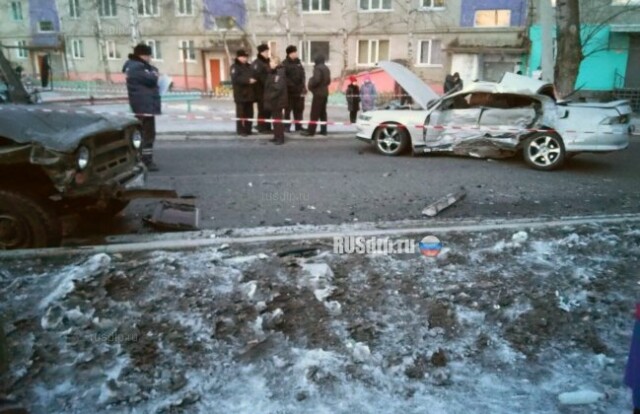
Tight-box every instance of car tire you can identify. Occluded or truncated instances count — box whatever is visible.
[374,123,410,156]
[523,132,565,171]
[0,190,62,249]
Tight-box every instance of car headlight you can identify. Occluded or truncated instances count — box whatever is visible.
[131,129,142,149]
[76,146,90,170]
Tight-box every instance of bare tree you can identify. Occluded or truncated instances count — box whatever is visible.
[554,0,582,98]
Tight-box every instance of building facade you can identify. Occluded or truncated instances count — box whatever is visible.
[0,0,529,91]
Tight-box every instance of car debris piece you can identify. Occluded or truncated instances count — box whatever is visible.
[143,199,200,231]
[276,247,320,258]
[422,189,466,217]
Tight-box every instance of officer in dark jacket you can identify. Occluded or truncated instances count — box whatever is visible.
[231,49,256,136]
[263,57,288,145]
[282,45,306,132]
[302,55,330,136]
[252,44,271,133]
[124,43,161,171]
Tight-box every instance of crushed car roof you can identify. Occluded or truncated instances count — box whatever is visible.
[0,105,137,153]
[377,61,440,110]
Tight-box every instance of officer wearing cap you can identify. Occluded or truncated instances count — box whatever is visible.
[283,45,306,133]
[252,44,271,133]
[231,49,257,136]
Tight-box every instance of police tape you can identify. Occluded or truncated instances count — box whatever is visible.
[0,105,633,135]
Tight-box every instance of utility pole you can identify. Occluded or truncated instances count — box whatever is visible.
[539,0,554,82]
[128,0,140,46]
[95,9,112,82]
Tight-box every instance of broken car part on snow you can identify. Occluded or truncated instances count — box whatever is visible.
[422,189,467,217]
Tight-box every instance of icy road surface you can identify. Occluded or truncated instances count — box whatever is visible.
[1,223,639,413]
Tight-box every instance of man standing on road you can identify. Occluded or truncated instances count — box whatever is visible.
[283,46,306,133]
[231,49,256,137]
[301,55,330,137]
[252,44,271,133]
[124,43,161,171]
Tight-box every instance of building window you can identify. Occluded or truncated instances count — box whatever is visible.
[474,9,511,27]
[421,0,444,9]
[417,39,443,66]
[69,0,80,18]
[258,0,277,13]
[300,40,330,64]
[612,0,640,4]
[98,0,117,17]
[301,0,330,12]
[176,0,193,15]
[105,40,121,60]
[144,39,163,60]
[16,40,28,59]
[179,40,196,62]
[138,0,159,16]
[38,21,55,32]
[357,39,389,65]
[71,39,84,59]
[359,0,392,11]
[10,1,23,21]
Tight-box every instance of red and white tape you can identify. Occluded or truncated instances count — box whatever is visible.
[0,105,633,135]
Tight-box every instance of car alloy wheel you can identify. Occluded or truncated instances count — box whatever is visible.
[524,132,565,171]
[374,124,409,156]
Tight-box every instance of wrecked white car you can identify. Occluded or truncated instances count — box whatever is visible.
[356,61,632,171]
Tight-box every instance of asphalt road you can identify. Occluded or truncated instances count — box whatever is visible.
[68,136,640,241]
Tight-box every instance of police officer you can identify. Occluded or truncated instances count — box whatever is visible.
[252,44,271,133]
[302,55,330,137]
[124,43,161,171]
[283,45,306,133]
[231,49,256,136]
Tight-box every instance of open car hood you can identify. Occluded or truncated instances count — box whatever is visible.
[377,61,440,110]
[0,105,138,153]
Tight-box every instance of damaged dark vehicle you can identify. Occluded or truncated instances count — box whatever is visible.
[0,49,175,249]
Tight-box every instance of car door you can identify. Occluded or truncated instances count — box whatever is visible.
[423,93,483,149]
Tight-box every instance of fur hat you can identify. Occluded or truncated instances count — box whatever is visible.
[349,75,357,83]
[236,49,248,57]
[285,45,297,55]
[257,44,269,53]
[133,43,152,57]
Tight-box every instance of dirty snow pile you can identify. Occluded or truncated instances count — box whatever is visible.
[1,223,640,413]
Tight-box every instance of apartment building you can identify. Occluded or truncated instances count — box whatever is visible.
[0,0,530,90]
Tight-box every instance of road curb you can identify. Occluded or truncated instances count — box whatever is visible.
[157,131,356,141]
[2,213,639,259]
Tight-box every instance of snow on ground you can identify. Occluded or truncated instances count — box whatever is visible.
[1,222,640,413]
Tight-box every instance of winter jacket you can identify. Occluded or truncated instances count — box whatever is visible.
[231,58,256,103]
[360,81,377,111]
[283,56,306,96]
[346,83,360,112]
[251,54,270,99]
[124,54,161,115]
[307,56,331,98]
[264,65,288,112]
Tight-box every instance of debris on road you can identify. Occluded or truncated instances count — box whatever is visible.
[558,390,608,405]
[143,199,200,231]
[422,189,467,217]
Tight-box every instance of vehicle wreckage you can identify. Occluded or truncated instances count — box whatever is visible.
[0,48,177,249]
[356,61,632,171]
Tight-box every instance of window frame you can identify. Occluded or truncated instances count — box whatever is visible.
[16,40,28,59]
[356,39,389,66]
[416,39,443,67]
[71,39,85,60]
[612,0,640,5]
[38,20,55,33]
[179,40,197,62]
[104,40,121,60]
[300,0,331,13]
[176,0,194,16]
[144,39,163,61]
[473,9,512,28]
[358,0,393,13]
[69,0,81,18]
[138,0,160,17]
[420,0,444,10]
[257,0,277,14]
[299,40,331,65]
[10,1,24,21]
[98,0,118,18]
